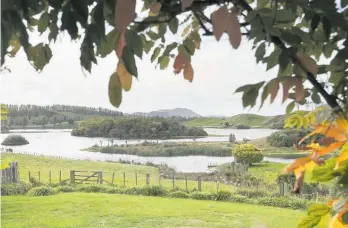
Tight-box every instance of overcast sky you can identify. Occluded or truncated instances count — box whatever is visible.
[0,3,315,117]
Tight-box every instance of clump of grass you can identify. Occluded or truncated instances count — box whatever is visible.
[27,186,56,196]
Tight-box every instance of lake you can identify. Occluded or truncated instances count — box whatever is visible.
[0,128,289,172]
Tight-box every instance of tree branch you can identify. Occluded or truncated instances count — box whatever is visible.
[236,0,343,114]
[193,11,213,36]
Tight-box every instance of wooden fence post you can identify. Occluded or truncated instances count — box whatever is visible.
[49,171,51,184]
[123,172,126,187]
[98,171,103,184]
[38,171,41,181]
[185,176,188,192]
[158,174,161,185]
[197,176,201,192]
[28,171,31,182]
[146,174,150,186]
[59,171,62,183]
[70,170,75,185]
[135,173,138,186]
[172,171,175,189]
[216,178,220,192]
[112,172,115,185]
[279,182,285,196]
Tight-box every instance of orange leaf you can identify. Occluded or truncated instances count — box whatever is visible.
[296,52,318,75]
[299,124,327,144]
[227,11,241,49]
[115,0,136,32]
[294,78,305,102]
[329,209,348,228]
[268,79,279,103]
[173,51,187,74]
[211,6,229,41]
[319,137,336,147]
[336,116,348,131]
[115,30,126,58]
[183,63,194,82]
[282,78,293,103]
[117,60,132,91]
[181,0,194,10]
[318,141,345,156]
[335,149,348,169]
[149,2,161,16]
[323,125,347,142]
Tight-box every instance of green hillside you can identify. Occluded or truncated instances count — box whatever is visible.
[184,114,287,129]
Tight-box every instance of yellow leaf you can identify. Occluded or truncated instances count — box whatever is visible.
[149,2,161,17]
[108,72,123,108]
[329,210,348,228]
[317,212,331,228]
[227,11,241,49]
[1,162,9,170]
[211,6,229,41]
[296,52,319,75]
[115,0,136,32]
[117,60,133,91]
[335,149,348,169]
[182,25,191,37]
[336,116,348,131]
[181,0,194,10]
[284,156,312,173]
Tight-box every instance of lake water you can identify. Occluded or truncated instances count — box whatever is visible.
[0,129,290,172]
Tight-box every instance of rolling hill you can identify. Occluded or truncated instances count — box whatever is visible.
[133,108,201,117]
[184,113,287,129]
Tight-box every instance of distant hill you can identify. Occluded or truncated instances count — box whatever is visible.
[132,108,201,117]
[184,113,287,129]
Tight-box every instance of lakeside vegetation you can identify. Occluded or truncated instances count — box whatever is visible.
[2,193,303,228]
[84,141,231,157]
[72,117,208,139]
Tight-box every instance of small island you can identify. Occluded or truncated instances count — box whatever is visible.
[1,134,29,146]
[71,117,208,139]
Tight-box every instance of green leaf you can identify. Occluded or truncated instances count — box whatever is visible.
[183,39,195,55]
[259,84,269,109]
[48,23,59,42]
[311,92,321,104]
[151,47,161,62]
[168,17,179,34]
[329,71,344,84]
[255,43,266,63]
[322,17,331,40]
[122,46,138,77]
[257,0,269,8]
[128,32,143,59]
[38,12,50,34]
[108,72,122,108]
[297,215,321,228]
[341,0,348,8]
[27,43,52,71]
[97,29,118,57]
[311,14,321,32]
[266,49,281,70]
[323,44,333,59]
[286,101,295,114]
[246,11,258,22]
[147,30,159,40]
[163,43,178,56]
[281,30,301,45]
[144,40,154,54]
[158,24,167,37]
[276,9,296,23]
[158,56,170,70]
[278,50,290,71]
[307,204,330,217]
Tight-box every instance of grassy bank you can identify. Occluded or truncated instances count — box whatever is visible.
[83,142,231,157]
[1,193,304,228]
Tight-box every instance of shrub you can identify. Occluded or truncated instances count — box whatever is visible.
[266,129,324,147]
[232,144,264,165]
[1,134,29,146]
[105,187,122,194]
[190,192,213,200]
[257,196,309,210]
[54,186,75,193]
[142,186,167,196]
[27,186,55,196]
[214,190,232,201]
[169,191,189,199]
[123,187,144,195]
[76,185,108,193]
[1,182,32,196]
[29,177,44,187]
[236,189,268,198]
[230,194,251,203]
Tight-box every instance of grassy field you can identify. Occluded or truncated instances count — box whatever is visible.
[1,153,231,192]
[1,193,304,228]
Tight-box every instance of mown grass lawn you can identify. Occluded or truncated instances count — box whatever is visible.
[2,193,303,228]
